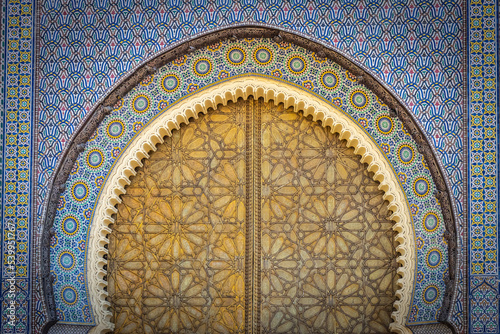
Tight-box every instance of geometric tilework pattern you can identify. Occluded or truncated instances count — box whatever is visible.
[0,0,4,219]
[50,39,448,326]
[36,1,466,331]
[2,0,34,333]
[469,277,499,333]
[468,1,499,333]
[46,324,92,334]
[468,0,498,277]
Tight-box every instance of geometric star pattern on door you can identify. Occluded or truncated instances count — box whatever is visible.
[50,38,447,325]
[109,100,398,333]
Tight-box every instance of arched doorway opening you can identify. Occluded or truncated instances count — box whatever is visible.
[108,98,399,333]
[84,76,416,333]
[42,31,455,333]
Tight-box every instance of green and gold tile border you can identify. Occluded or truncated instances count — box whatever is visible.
[1,0,34,333]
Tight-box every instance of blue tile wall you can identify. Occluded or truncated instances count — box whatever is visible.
[3,0,495,333]
[34,0,466,332]
[50,39,450,326]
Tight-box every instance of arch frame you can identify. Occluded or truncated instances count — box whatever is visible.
[38,25,458,332]
[88,76,415,333]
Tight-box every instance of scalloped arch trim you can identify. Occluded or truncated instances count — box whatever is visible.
[87,76,414,334]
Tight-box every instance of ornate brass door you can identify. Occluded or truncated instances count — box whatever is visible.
[108,99,398,334]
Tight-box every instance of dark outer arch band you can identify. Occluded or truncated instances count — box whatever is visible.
[39,24,458,333]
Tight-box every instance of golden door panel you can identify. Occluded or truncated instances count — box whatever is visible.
[108,99,397,334]
[109,102,247,334]
[260,103,397,334]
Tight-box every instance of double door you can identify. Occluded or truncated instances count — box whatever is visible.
[109,98,397,333]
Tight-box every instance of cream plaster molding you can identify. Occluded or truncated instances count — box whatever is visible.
[87,76,415,334]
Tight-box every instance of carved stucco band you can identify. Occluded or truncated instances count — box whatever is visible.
[87,76,415,334]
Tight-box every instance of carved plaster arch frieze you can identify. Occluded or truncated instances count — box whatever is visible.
[87,76,415,334]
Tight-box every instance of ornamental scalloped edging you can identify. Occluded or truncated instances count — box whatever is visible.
[87,76,415,333]
[42,31,458,331]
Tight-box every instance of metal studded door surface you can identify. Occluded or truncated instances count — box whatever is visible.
[108,99,398,334]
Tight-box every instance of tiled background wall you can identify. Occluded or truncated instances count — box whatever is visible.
[0,0,497,333]
[34,0,467,331]
[50,38,451,326]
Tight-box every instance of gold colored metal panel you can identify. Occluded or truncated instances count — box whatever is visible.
[109,99,397,334]
[109,102,247,333]
[260,103,397,334]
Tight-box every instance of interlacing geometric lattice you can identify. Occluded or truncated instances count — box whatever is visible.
[108,99,398,333]
[109,101,248,333]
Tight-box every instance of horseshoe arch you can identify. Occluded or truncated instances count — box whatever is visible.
[43,29,457,334]
[88,76,415,333]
